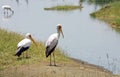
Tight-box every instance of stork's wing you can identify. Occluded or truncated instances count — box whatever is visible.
[46,38,58,57]
[17,38,31,48]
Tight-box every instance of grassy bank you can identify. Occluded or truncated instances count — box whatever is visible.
[44,5,82,11]
[0,28,120,77]
[90,1,120,28]
[0,28,69,70]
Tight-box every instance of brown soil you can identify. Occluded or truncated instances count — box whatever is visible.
[0,59,120,77]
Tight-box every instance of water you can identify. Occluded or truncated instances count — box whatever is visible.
[0,0,120,74]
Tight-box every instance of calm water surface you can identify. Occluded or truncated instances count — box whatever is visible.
[0,0,120,74]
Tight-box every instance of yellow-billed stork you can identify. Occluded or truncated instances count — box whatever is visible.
[15,33,37,58]
[46,24,64,66]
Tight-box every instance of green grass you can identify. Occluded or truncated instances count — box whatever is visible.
[90,1,120,28]
[44,5,82,11]
[0,28,69,70]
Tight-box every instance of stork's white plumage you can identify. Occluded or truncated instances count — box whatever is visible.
[15,33,37,58]
[45,24,64,66]
[17,38,31,48]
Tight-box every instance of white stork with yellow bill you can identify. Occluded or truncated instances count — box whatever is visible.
[15,33,37,58]
[45,24,64,66]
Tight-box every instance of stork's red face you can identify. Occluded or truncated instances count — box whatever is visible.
[58,25,64,38]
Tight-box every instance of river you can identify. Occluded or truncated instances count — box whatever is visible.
[0,0,120,74]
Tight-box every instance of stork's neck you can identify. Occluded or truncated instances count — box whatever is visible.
[57,29,60,38]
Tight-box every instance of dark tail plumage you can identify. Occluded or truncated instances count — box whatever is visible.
[15,47,29,57]
[15,47,22,57]
[45,45,56,58]
[46,46,49,57]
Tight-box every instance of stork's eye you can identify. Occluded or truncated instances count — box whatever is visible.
[59,26,62,29]
[29,35,31,37]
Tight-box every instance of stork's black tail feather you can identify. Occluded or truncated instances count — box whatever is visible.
[46,46,49,57]
[15,47,29,57]
[15,47,22,57]
[46,45,56,58]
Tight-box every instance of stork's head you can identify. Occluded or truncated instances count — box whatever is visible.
[26,33,31,38]
[25,33,37,46]
[57,24,64,38]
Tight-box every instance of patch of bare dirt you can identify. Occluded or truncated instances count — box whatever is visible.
[0,60,120,77]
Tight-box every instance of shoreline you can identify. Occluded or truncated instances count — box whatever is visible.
[70,57,112,73]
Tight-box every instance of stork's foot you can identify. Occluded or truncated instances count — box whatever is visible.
[54,64,57,66]
[48,64,57,66]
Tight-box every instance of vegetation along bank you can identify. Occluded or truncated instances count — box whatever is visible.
[90,1,120,28]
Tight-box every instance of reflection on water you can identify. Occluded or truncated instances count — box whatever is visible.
[25,0,29,5]
[15,0,29,6]
[79,0,83,7]
[0,0,120,74]
[3,12,14,19]
[16,0,19,6]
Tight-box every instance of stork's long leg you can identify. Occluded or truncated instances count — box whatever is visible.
[23,52,25,58]
[49,54,52,66]
[53,52,56,66]
[26,51,28,58]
